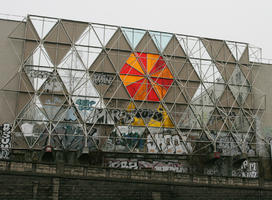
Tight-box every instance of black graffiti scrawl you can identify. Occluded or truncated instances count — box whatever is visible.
[0,124,12,159]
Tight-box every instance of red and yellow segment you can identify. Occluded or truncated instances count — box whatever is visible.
[120,53,173,101]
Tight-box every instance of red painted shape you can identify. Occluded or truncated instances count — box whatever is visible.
[120,63,143,75]
[151,77,173,90]
[147,81,159,101]
[149,56,166,74]
[134,52,147,72]
[126,78,145,98]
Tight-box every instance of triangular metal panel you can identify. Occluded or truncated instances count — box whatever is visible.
[192,105,215,127]
[207,108,228,132]
[178,106,201,129]
[8,20,26,39]
[226,41,247,62]
[75,46,102,69]
[92,24,117,47]
[39,73,67,95]
[178,80,200,102]
[103,75,129,99]
[167,57,200,81]
[166,103,187,125]
[202,39,235,62]
[24,41,39,62]
[43,43,71,66]
[239,46,249,65]
[26,18,40,41]
[11,128,29,150]
[135,32,159,54]
[243,93,254,109]
[240,64,253,83]
[163,81,187,104]
[61,20,89,43]
[25,45,54,67]
[105,28,131,51]
[75,25,102,47]
[215,62,236,83]
[149,31,172,53]
[218,85,239,108]
[107,50,131,73]
[177,36,211,59]
[121,28,146,50]
[29,16,58,40]
[191,82,214,106]
[17,95,47,121]
[3,70,34,94]
[19,120,47,148]
[57,47,86,70]
[16,93,34,118]
[191,59,222,83]
[89,50,117,73]
[44,21,71,44]
[39,94,65,120]
[163,35,186,57]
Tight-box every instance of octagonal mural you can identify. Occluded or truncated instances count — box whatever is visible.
[120,52,173,101]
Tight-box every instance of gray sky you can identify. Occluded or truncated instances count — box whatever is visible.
[2,0,272,59]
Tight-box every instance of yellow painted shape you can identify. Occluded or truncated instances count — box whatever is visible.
[134,79,147,100]
[127,102,136,111]
[148,104,174,128]
[151,66,173,79]
[147,54,160,74]
[127,102,145,126]
[120,75,143,86]
[126,54,145,75]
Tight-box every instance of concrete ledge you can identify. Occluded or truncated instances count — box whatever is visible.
[0,160,269,190]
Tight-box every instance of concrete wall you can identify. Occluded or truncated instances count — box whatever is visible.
[0,19,25,124]
[253,63,272,158]
[0,160,272,200]
[253,63,272,128]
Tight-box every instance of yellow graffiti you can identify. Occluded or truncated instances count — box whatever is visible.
[148,105,174,128]
[127,102,145,126]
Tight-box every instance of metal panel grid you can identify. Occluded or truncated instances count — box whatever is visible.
[4,15,266,157]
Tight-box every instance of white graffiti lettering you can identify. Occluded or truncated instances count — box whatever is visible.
[0,124,11,159]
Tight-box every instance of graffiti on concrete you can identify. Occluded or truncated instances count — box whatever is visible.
[147,133,186,154]
[103,127,145,152]
[27,69,53,79]
[0,124,12,159]
[106,158,259,178]
[216,134,241,156]
[106,159,189,173]
[232,160,258,178]
[93,73,115,85]
[75,99,96,111]
[88,107,164,125]
[54,123,84,150]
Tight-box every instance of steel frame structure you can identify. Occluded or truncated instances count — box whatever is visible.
[1,14,267,158]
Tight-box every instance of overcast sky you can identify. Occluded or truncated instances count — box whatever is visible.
[1,0,272,59]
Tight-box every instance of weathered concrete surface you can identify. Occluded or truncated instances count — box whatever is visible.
[0,160,272,200]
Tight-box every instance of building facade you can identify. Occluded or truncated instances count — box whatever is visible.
[0,15,271,179]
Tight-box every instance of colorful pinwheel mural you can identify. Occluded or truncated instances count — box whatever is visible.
[120,53,173,101]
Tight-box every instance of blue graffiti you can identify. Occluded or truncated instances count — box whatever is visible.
[75,99,96,111]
